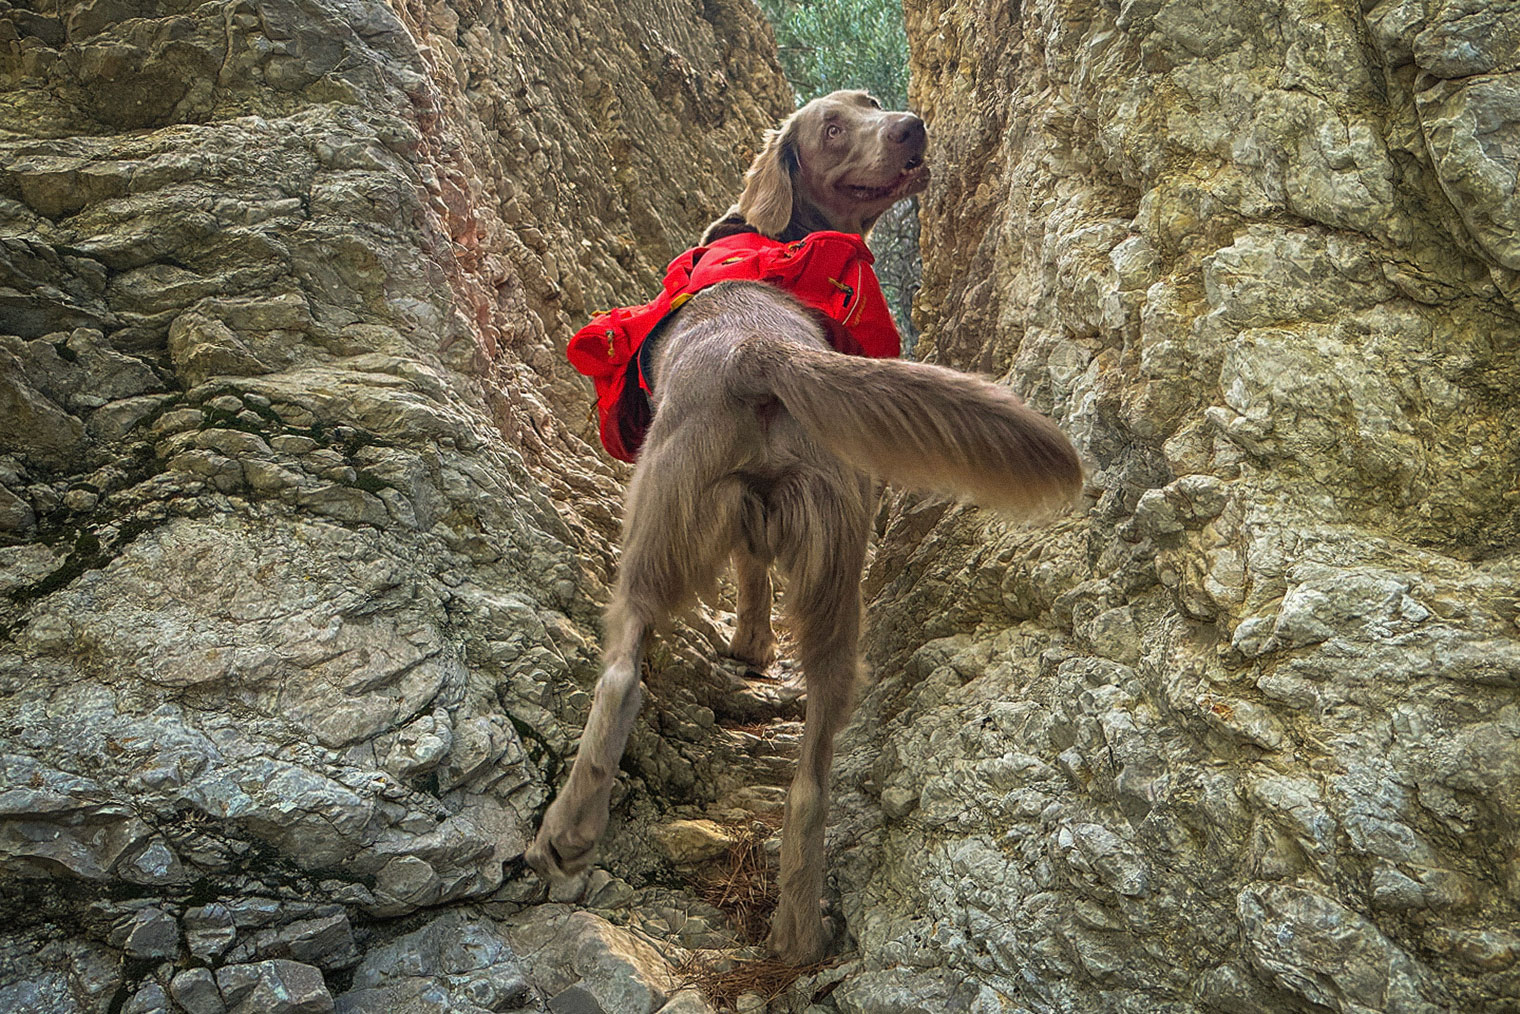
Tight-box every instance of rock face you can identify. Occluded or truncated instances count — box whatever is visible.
[0,0,786,1008]
[834,1,1520,1012]
[8,0,1518,1011]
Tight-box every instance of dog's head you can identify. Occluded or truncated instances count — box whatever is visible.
[709,90,929,242]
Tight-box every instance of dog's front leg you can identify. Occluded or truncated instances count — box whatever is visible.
[526,612,645,881]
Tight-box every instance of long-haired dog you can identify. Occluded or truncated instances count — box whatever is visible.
[528,91,1084,964]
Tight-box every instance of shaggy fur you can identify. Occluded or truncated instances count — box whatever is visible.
[526,91,1084,965]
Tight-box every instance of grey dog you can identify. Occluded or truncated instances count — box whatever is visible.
[528,91,1084,965]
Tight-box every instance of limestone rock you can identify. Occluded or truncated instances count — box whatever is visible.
[184,903,238,963]
[170,968,227,1014]
[507,906,678,1014]
[22,0,1514,1008]
[335,911,530,1014]
[120,906,180,960]
[1238,882,1451,1012]
[0,0,786,1006]
[0,351,87,469]
[167,312,272,389]
[652,818,738,865]
[0,937,121,1014]
[216,960,333,1014]
[122,981,170,1014]
[830,1,1520,1011]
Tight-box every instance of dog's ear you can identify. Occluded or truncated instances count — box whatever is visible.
[738,121,796,238]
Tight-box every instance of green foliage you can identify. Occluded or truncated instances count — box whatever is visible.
[867,198,922,352]
[755,0,923,351]
[757,0,910,108]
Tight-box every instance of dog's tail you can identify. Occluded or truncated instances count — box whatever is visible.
[730,334,1084,515]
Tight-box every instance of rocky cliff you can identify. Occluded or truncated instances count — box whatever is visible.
[0,1,790,1011]
[6,0,1519,1012]
[831,1,1520,1012]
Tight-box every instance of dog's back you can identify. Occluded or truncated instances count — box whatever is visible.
[648,280,1084,521]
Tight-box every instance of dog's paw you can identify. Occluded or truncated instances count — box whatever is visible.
[525,831,596,882]
[726,628,778,670]
[765,909,837,966]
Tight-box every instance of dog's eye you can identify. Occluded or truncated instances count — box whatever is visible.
[825,124,843,139]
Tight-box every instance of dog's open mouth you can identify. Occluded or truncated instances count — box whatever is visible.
[840,156,930,202]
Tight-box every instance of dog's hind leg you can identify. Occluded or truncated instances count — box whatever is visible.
[766,477,870,964]
[727,547,777,668]
[526,443,744,882]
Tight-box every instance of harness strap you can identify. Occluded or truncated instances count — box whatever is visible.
[568,231,901,461]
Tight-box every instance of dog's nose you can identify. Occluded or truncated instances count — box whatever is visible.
[887,114,926,148]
